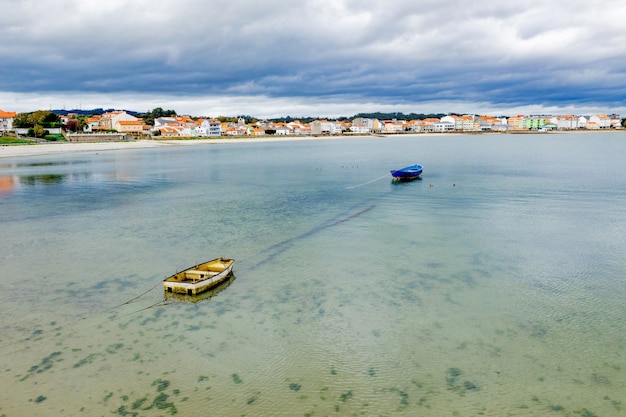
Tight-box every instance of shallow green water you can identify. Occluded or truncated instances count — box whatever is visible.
[1,133,625,416]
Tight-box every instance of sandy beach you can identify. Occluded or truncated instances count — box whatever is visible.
[2,130,614,159]
[0,136,342,159]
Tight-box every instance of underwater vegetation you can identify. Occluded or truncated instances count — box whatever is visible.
[113,378,180,416]
[576,409,599,417]
[21,351,62,381]
[446,367,479,395]
[339,390,353,402]
[73,353,99,368]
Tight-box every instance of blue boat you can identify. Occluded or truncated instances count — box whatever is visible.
[390,164,423,181]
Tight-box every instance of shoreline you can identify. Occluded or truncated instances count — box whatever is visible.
[0,130,622,159]
[0,134,422,159]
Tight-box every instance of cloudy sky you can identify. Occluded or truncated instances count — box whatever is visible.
[1,0,625,117]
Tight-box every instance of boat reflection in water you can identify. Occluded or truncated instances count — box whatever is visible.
[163,257,234,296]
[164,273,236,303]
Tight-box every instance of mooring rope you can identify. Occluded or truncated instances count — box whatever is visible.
[345,174,388,189]
[115,281,162,307]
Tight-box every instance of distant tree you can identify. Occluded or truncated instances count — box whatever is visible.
[14,110,60,130]
[352,112,446,121]
[237,115,257,124]
[13,113,32,128]
[29,125,49,138]
[28,110,60,126]
[138,107,177,126]
[64,119,80,132]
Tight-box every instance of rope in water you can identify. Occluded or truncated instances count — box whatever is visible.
[345,174,389,189]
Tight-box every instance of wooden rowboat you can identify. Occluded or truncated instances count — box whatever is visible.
[163,257,234,296]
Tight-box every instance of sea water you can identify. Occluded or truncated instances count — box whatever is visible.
[1,133,625,416]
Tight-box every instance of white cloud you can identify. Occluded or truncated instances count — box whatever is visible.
[1,0,625,115]
[2,91,623,119]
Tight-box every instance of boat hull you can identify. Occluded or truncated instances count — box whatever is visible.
[163,258,234,296]
[165,274,236,302]
[390,164,423,181]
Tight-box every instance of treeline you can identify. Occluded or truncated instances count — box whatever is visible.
[12,110,63,139]
[352,112,447,120]
[136,107,177,126]
[49,108,449,123]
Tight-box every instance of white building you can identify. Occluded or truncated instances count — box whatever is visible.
[351,117,381,133]
[311,120,342,135]
[588,115,611,128]
[441,115,476,131]
[549,115,580,130]
[99,111,138,130]
[0,110,17,132]
[193,119,221,137]
[433,121,454,132]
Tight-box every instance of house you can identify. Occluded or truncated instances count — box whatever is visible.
[193,118,221,137]
[433,121,454,132]
[475,115,503,131]
[115,119,149,134]
[520,116,547,130]
[406,120,427,133]
[381,119,405,134]
[422,118,440,132]
[351,118,381,134]
[350,123,372,134]
[0,109,17,132]
[154,116,178,129]
[157,126,180,138]
[588,115,611,129]
[610,115,622,128]
[506,115,524,130]
[505,115,547,130]
[270,123,291,135]
[440,115,476,131]
[549,115,579,130]
[223,125,247,136]
[153,115,197,137]
[310,120,343,135]
[286,120,312,135]
[250,127,265,136]
[99,110,138,130]
[83,116,102,132]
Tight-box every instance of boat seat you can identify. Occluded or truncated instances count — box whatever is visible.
[186,269,209,275]
[206,264,226,272]
[185,269,218,277]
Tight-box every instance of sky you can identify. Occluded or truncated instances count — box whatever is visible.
[1,0,625,118]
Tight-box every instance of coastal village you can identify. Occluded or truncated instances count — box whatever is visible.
[0,108,623,142]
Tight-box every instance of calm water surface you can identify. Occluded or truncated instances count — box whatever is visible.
[1,133,625,416]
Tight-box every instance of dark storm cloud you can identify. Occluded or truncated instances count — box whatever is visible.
[1,0,625,115]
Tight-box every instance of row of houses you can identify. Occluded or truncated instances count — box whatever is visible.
[1,109,622,137]
[378,114,622,133]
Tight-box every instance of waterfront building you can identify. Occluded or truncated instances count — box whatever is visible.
[0,109,17,132]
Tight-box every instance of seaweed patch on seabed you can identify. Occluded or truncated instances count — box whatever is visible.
[445,367,479,395]
[19,351,62,381]
[113,378,181,416]
[253,204,376,268]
